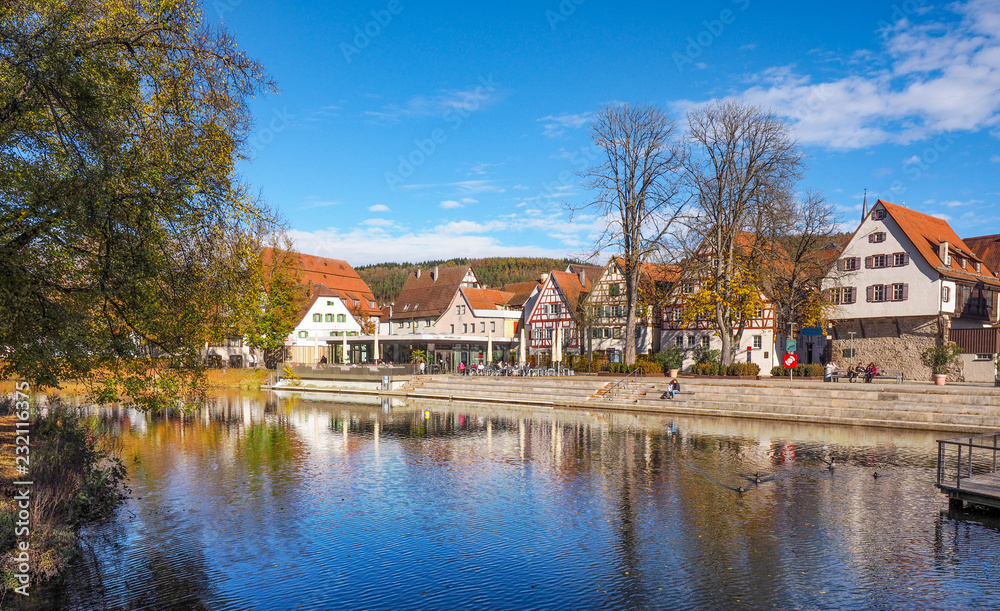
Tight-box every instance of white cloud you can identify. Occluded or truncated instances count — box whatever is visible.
[537,112,594,137]
[287,226,571,266]
[368,204,390,212]
[440,200,463,208]
[715,1,1000,149]
[461,197,478,204]
[364,84,501,122]
[402,180,505,194]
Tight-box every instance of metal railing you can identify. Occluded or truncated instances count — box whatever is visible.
[604,367,646,401]
[937,432,1000,490]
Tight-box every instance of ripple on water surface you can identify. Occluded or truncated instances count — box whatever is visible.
[14,396,1000,610]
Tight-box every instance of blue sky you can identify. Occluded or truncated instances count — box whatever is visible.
[218,0,1000,266]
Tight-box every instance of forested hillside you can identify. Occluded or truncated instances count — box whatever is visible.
[356,257,587,303]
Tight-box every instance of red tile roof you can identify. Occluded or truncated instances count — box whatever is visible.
[879,200,1000,285]
[392,265,479,320]
[501,280,543,308]
[549,270,593,314]
[963,234,1000,276]
[462,287,515,311]
[261,247,378,316]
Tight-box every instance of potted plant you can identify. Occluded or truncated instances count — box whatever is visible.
[656,346,685,378]
[921,342,962,385]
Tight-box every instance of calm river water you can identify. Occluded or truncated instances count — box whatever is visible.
[15,390,1000,610]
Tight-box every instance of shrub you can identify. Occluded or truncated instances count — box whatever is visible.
[921,342,962,375]
[693,362,721,376]
[693,346,720,365]
[726,363,760,376]
[803,363,824,377]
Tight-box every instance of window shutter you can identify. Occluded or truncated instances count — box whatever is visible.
[853,257,861,269]
[850,288,857,304]
[868,234,875,243]
[865,256,873,269]
[866,286,874,302]
[883,285,890,302]
[837,258,846,271]
[902,253,909,266]
[902,284,909,301]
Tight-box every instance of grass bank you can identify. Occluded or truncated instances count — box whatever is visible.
[203,368,271,390]
[0,399,127,603]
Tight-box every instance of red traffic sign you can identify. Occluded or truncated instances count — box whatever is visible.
[783,354,798,368]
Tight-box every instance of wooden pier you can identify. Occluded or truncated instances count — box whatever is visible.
[936,432,1000,510]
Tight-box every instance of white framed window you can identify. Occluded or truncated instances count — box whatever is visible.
[701,336,711,348]
[313,314,322,322]
[753,335,762,349]
[480,322,485,333]
[338,314,346,323]
[891,283,908,301]
[872,254,889,268]
[325,313,334,322]
[682,282,694,294]
[675,335,684,348]
[942,286,951,303]
[872,209,887,220]
[893,253,909,267]
[490,321,496,332]
[868,284,886,302]
[687,334,695,347]
[298,331,308,338]
[841,257,860,271]
[869,232,886,243]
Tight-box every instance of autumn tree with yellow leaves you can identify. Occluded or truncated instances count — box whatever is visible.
[0,0,282,407]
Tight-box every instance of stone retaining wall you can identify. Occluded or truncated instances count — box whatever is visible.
[831,316,945,381]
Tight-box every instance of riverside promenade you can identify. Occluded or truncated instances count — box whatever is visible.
[266,374,1000,434]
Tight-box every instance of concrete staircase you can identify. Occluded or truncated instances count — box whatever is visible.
[398,375,609,407]
[627,378,1000,430]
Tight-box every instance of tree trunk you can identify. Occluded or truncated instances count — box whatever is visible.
[625,263,639,365]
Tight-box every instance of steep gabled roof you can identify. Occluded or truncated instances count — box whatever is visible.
[462,287,515,311]
[392,265,479,320]
[549,270,593,315]
[261,247,378,316]
[566,263,604,284]
[963,234,1000,276]
[501,280,543,309]
[879,200,1000,285]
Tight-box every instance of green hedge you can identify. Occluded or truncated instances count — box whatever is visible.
[770,363,825,377]
[690,362,760,376]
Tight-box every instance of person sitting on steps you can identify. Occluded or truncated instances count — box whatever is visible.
[864,362,877,383]
[661,378,681,400]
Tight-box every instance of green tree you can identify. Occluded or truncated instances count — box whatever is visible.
[0,0,276,407]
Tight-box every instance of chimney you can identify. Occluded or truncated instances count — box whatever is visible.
[578,269,586,287]
[939,241,950,266]
[433,265,439,282]
[415,267,421,279]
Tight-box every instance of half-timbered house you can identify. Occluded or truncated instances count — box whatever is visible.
[524,269,597,359]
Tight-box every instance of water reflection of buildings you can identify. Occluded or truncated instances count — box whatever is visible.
[73,392,985,609]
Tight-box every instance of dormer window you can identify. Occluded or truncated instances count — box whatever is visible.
[958,257,966,269]
[974,261,982,272]
[403,303,410,311]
